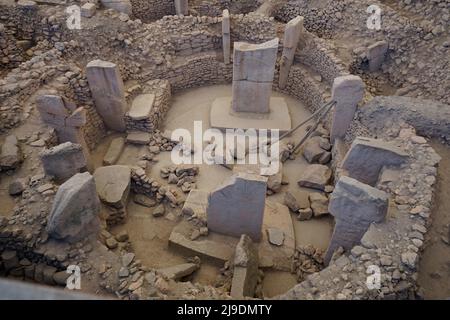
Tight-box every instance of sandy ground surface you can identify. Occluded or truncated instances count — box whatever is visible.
[417,140,450,299]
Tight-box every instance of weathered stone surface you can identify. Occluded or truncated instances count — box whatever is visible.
[222,9,230,64]
[284,191,300,212]
[103,137,125,166]
[100,0,131,14]
[303,136,329,164]
[93,165,131,208]
[126,131,151,145]
[40,142,87,181]
[297,164,331,191]
[309,192,329,217]
[297,208,313,220]
[324,176,389,264]
[81,3,96,18]
[36,94,89,159]
[157,263,198,281]
[279,16,303,89]
[128,94,155,120]
[231,235,259,299]
[1,250,19,271]
[231,38,279,113]
[169,220,234,265]
[0,135,22,170]
[47,172,101,242]
[330,75,364,142]
[207,172,267,241]
[367,41,388,72]
[267,227,284,246]
[86,60,127,131]
[133,194,156,207]
[342,136,408,186]
[174,0,188,15]
[8,177,28,196]
[152,204,165,217]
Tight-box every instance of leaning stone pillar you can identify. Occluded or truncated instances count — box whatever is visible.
[279,16,303,89]
[36,94,91,166]
[330,75,364,143]
[231,38,279,114]
[86,60,127,132]
[222,9,231,64]
[324,176,388,265]
[174,0,188,15]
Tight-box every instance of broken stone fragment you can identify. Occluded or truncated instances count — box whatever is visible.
[8,177,28,196]
[152,204,165,217]
[46,172,101,243]
[231,235,259,299]
[297,164,331,191]
[0,135,22,170]
[40,142,87,181]
[133,194,156,207]
[297,208,313,221]
[309,192,329,217]
[341,136,408,186]
[126,131,151,145]
[283,191,300,212]
[266,227,285,246]
[158,263,199,281]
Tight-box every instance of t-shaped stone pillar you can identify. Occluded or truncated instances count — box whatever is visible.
[36,94,91,165]
[330,75,364,142]
[174,0,188,15]
[207,172,267,241]
[231,38,279,114]
[86,60,127,132]
[324,176,389,265]
[279,16,303,89]
[222,9,231,64]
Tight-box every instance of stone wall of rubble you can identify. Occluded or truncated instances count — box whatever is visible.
[296,31,348,85]
[275,0,347,38]
[0,4,52,70]
[278,117,442,300]
[130,0,175,22]
[190,0,261,17]
[125,79,171,132]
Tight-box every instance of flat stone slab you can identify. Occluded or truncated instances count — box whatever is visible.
[126,132,151,145]
[210,97,292,133]
[169,220,235,266]
[103,137,125,166]
[169,200,295,271]
[128,94,155,120]
[93,165,131,208]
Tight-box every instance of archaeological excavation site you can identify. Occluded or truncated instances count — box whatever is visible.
[0,0,449,302]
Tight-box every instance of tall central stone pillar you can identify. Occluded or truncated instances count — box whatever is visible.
[86,60,127,132]
[231,38,279,114]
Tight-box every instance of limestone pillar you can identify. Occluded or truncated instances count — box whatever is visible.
[222,9,231,64]
[174,0,188,15]
[279,16,303,89]
[86,60,127,132]
[324,176,388,265]
[231,38,279,114]
[330,75,364,142]
[36,94,91,165]
[367,41,388,72]
[207,172,267,241]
